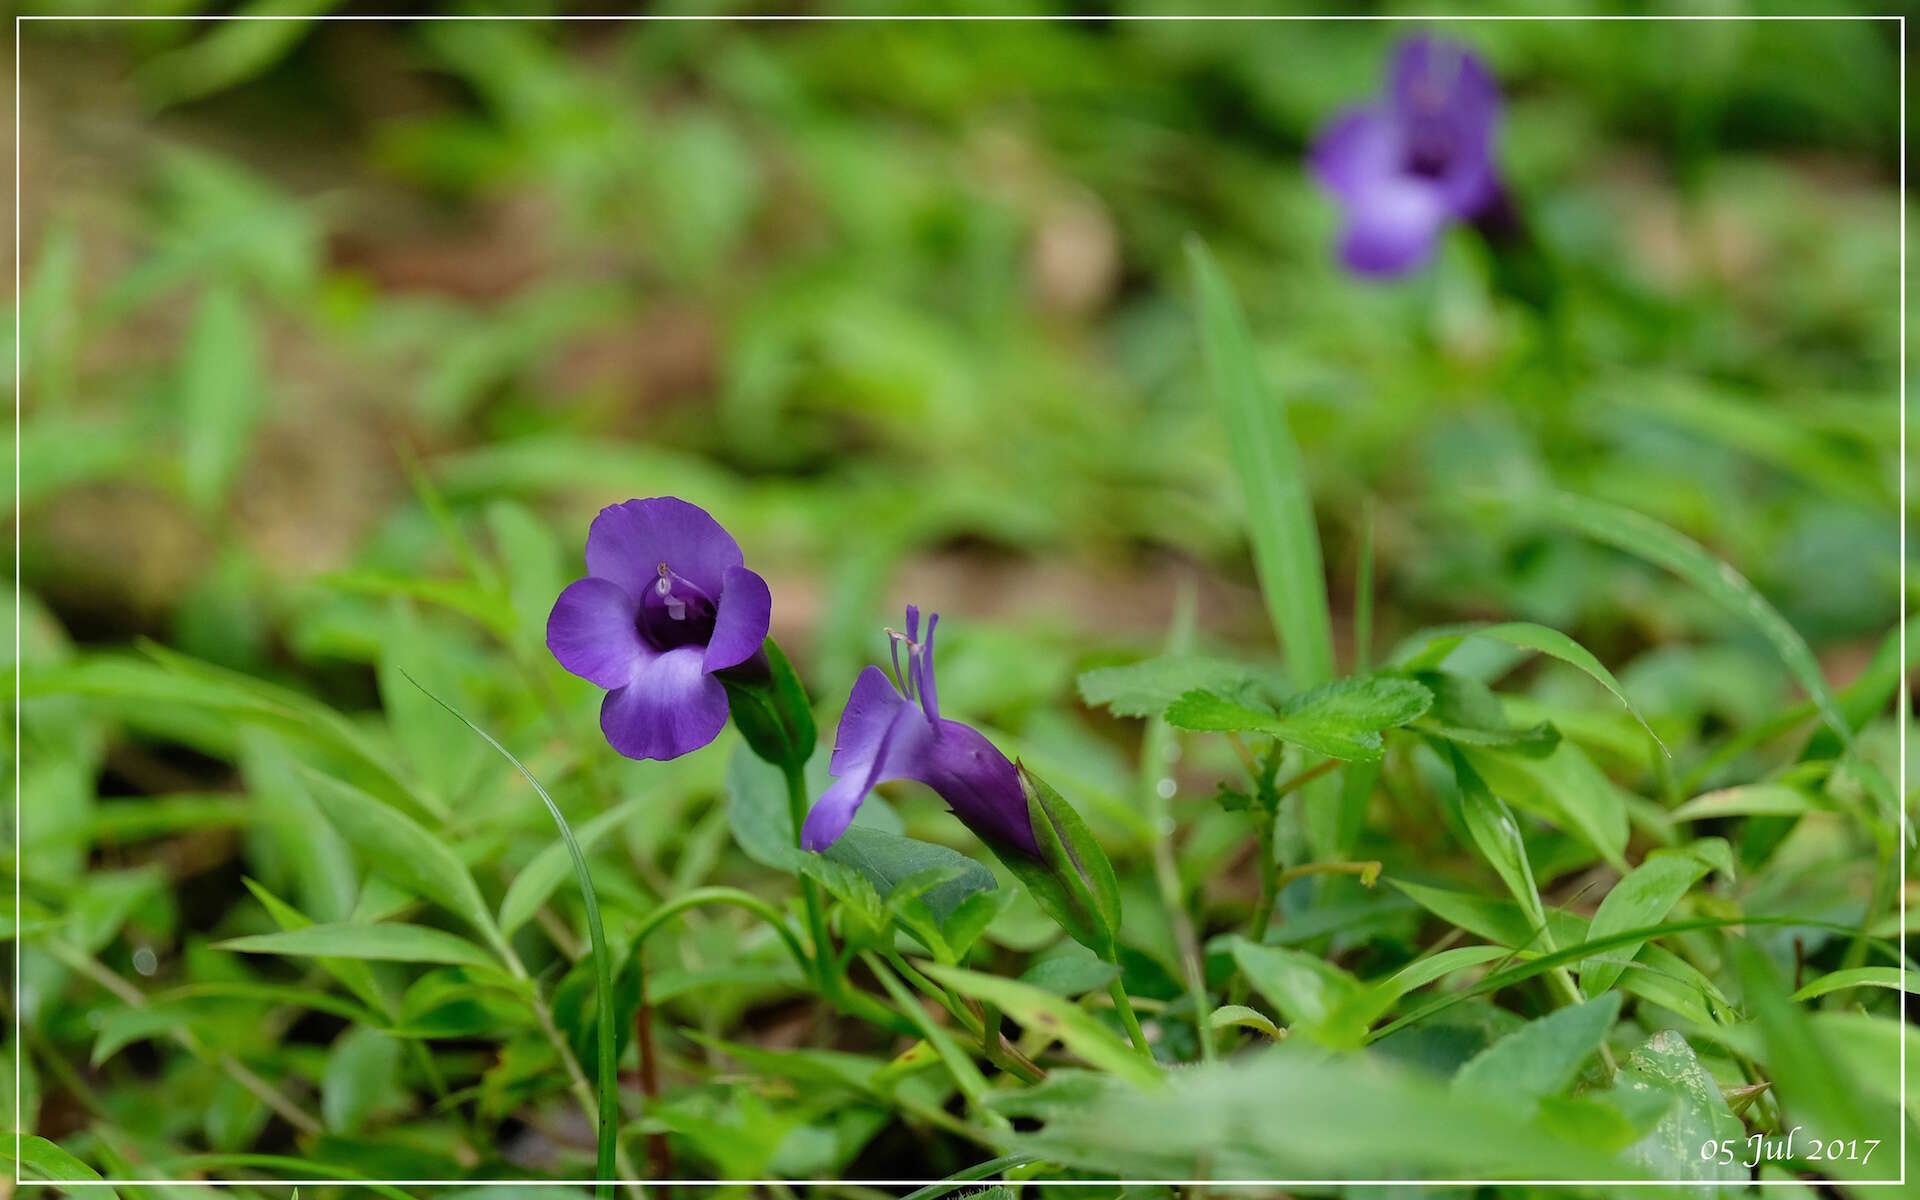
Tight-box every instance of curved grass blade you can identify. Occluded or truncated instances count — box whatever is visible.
[401,671,623,1192]
[898,1153,1042,1200]
[1517,490,1847,743]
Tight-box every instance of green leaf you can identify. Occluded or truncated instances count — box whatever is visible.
[302,768,502,954]
[239,731,357,924]
[1017,950,1120,998]
[498,795,647,937]
[1166,675,1433,762]
[1188,239,1333,689]
[5,1134,112,1192]
[1447,746,1549,934]
[1670,784,1820,822]
[920,962,1161,1089]
[323,1026,403,1134]
[1617,1030,1746,1191]
[1397,622,1664,752]
[219,922,498,969]
[717,638,818,773]
[1728,939,1899,1180]
[1453,993,1621,1116]
[1412,671,1561,757]
[1229,937,1366,1047]
[1790,966,1913,1003]
[824,826,997,928]
[1076,654,1282,720]
[1580,852,1711,997]
[178,283,264,512]
[1519,490,1847,744]
[988,766,1120,957]
[1465,742,1630,872]
[1208,1004,1283,1041]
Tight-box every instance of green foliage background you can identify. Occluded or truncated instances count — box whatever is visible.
[5,8,1909,1196]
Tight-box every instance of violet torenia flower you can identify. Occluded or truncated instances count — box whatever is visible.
[547,497,771,762]
[1310,35,1505,277]
[802,606,1039,857]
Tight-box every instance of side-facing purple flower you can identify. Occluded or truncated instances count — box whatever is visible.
[1310,35,1505,277]
[547,497,771,761]
[801,606,1038,857]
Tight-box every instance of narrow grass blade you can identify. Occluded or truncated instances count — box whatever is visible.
[1188,239,1333,688]
[1520,490,1847,743]
[402,671,624,1190]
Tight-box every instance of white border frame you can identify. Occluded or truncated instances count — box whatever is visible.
[11,11,1908,1192]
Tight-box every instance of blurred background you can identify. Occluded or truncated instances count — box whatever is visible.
[6,7,1907,1179]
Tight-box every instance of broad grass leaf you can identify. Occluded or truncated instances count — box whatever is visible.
[302,768,501,953]
[1188,240,1333,689]
[1453,993,1621,1117]
[485,499,566,657]
[1465,742,1631,872]
[1617,1030,1746,1192]
[219,922,497,969]
[1166,675,1433,762]
[1728,939,1900,1181]
[1076,654,1282,719]
[5,1134,111,1191]
[1580,852,1711,997]
[1397,621,1664,751]
[1790,965,1912,1003]
[1520,491,1847,744]
[239,731,357,924]
[1012,1042,1631,1180]
[1208,1004,1282,1040]
[1670,784,1820,822]
[241,877,387,1015]
[1389,878,1587,950]
[1447,747,1550,935]
[921,962,1161,1088]
[322,1026,403,1134]
[178,283,264,513]
[1229,937,1366,1047]
[498,795,647,937]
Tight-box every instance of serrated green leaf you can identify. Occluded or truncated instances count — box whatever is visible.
[1166,675,1432,762]
[1076,654,1282,719]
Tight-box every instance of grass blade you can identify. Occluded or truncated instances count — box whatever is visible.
[1518,490,1847,743]
[1188,239,1333,689]
[401,671,624,1192]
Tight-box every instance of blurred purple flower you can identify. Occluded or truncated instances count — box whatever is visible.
[547,497,771,761]
[802,606,1038,856]
[1311,36,1505,277]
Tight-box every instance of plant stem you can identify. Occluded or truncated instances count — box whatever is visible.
[1107,976,1154,1061]
[782,759,837,996]
[1246,804,1280,943]
[1146,582,1216,1063]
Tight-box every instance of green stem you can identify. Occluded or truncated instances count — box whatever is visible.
[1247,804,1280,943]
[1107,976,1154,1061]
[782,759,837,995]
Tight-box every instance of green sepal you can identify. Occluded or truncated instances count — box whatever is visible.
[987,764,1122,959]
[717,637,817,772]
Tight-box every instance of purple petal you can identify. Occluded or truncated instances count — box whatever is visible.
[704,565,772,673]
[547,577,647,689]
[1389,36,1499,135]
[1310,106,1400,201]
[918,718,1035,855]
[584,497,743,603]
[599,645,729,761]
[1337,177,1449,277]
[804,667,926,850]
[802,665,1035,855]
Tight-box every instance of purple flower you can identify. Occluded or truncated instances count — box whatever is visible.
[547,497,772,761]
[801,606,1038,857]
[1310,36,1505,277]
